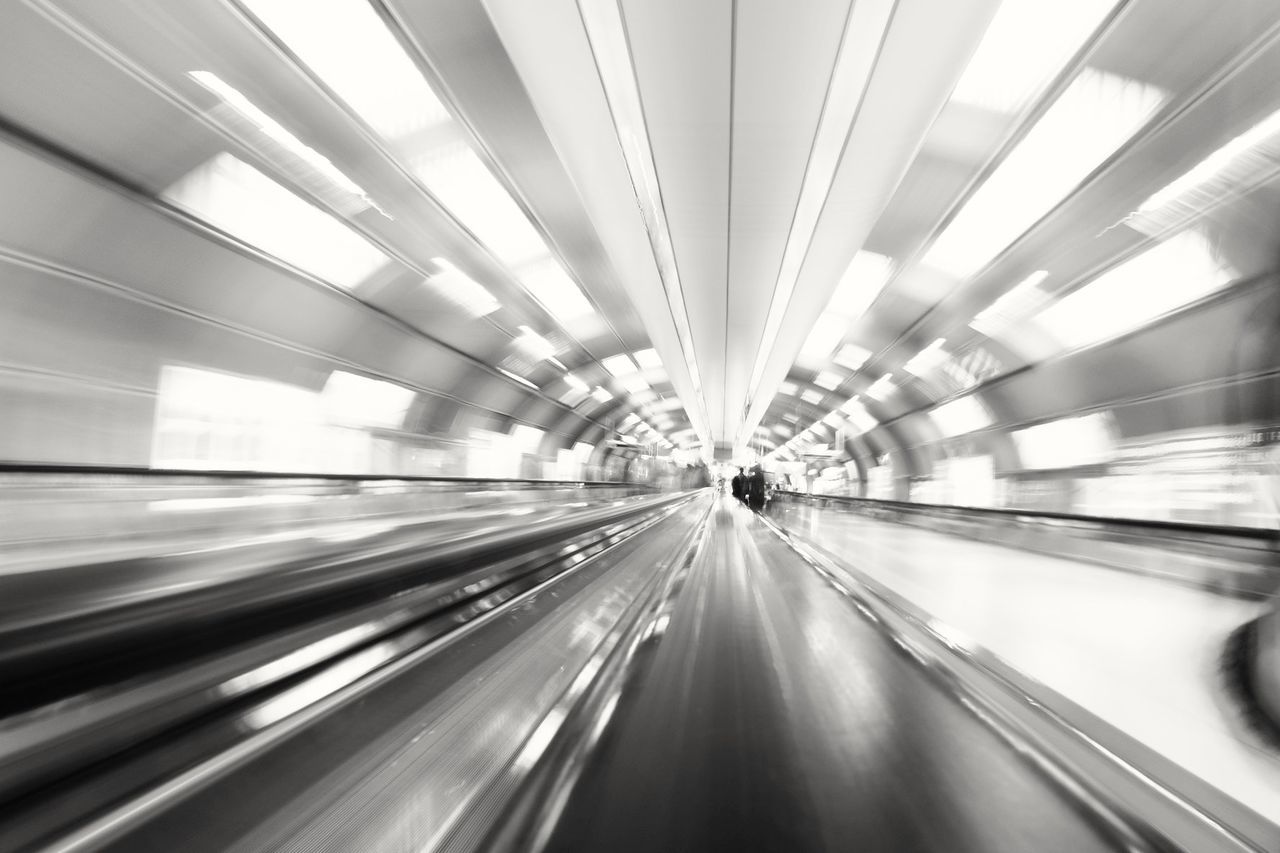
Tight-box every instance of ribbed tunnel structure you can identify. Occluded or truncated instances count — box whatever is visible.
[3,1,1280,850]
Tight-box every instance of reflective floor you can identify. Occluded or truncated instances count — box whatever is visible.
[15,493,1275,851]
[771,500,1280,829]
[546,497,1127,852]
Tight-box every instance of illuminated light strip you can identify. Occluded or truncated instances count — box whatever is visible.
[1128,106,1280,237]
[498,367,538,390]
[578,0,710,447]
[902,338,948,377]
[969,270,1050,338]
[949,0,1119,115]
[866,373,895,400]
[922,68,1167,279]
[240,0,598,337]
[189,71,381,216]
[740,0,897,444]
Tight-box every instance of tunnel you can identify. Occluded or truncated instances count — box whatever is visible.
[2,0,1280,850]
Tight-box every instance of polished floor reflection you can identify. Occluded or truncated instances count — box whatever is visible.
[546,496,1126,852]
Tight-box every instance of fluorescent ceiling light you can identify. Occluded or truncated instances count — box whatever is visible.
[801,389,825,405]
[1033,229,1237,351]
[833,343,872,371]
[950,0,1118,114]
[240,0,450,141]
[564,373,590,394]
[427,257,500,318]
[620,374,650,394]
[969,270,1050,338]
[412,142,548,267]
[779,381,799,396]
[633,348,662,370]
[1012,413,1113,469]
[930,394,993,438]
[513,325,557,361]
[923,68,1166,279]
[866,373,895,400]
[189,71,377,215]
[162,152,388,290]
[814,370,845,390]
[1129,106,1280,237]
[744,0,895,412]
[516,256,595,324]
[840,397,879,434]
[602,355,638,377]
[591,386,613,403]
[321,371,413,429]
[497,367,538,390]
[799,312,848,364]
[902,339,949,377]
[822,411,845,427]
[243,0,566,285]
[828,251,894,320]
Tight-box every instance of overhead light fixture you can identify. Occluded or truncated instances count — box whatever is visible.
[840,397,879,434]
[240,0,540,255]
[497,367,538,390]
[516,256,595,324]
[798,312,849,364]
[969,270,1050,338]
[1032,229,1237,351]
[426,257,500,318]
[822,411,845,427]
[814,370,845,390]
[833,343,872,371]
[801,389,825,405]
[633,348,663,370]
[188,71,378,215]
[743,0,896,416]
[513,325,557,361]
[902,339,949,377]
[866,373,896,400]
[242,0,596,337]
[162,152,389,290]
[779,381,799,396]
[923,68,1166,279]
[1128,106,1280,237]
[602,355,638,377]
[591,386,613,403]
[620,374,650,394]
[239,0,450,141]
[828,251,894,320]
[564,373,590,394]
[949,0,1119,115]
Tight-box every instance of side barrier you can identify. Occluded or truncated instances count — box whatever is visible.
[773,491,1280,597]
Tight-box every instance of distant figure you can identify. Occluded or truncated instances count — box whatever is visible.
[730,467,745,502]
[746,464,766,512]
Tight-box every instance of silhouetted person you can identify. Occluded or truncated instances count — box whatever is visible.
[730,467,745,502]
[746,464,766,512]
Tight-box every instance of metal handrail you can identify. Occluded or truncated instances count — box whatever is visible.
[776,490,1280,542]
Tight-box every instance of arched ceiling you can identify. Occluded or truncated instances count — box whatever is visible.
[3,0,1280,470]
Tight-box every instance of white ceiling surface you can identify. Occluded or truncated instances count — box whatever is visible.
[621,0,732,443]
[482,0,712,447]
[488,0,1001,449]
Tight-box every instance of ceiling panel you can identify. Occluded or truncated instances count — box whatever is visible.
[723,0,851,441]
[621,0,732,439]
